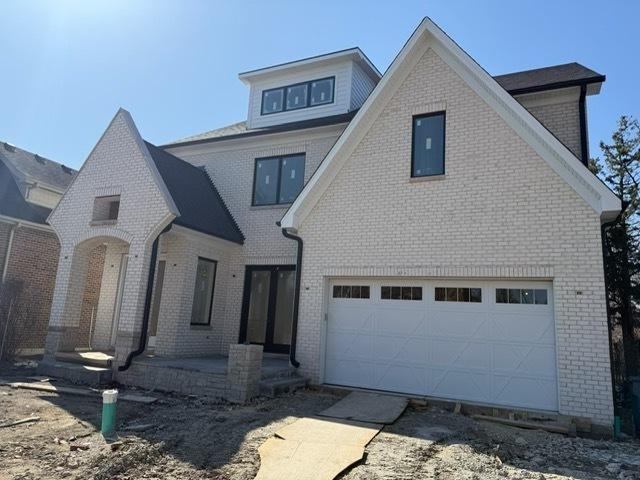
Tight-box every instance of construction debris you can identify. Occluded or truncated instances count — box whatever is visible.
[0,416,40,428]
[472,414,576,436]
[9,382,157,404]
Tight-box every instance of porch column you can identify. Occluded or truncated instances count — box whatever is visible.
[112,241,154,369]
[43,245,91,359]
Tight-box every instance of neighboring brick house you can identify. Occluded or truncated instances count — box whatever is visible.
[40,18,620,430]
[0,142,104,356]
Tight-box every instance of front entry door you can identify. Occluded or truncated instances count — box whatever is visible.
[240,265,295,353]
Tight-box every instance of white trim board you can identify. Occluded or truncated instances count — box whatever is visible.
[280,17,621,230]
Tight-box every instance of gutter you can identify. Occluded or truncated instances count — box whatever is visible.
[578,84,589,167]
[277,221,301,368]
[118,223,172,372]
[1,222,17,283]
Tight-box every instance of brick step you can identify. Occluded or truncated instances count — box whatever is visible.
[259,375,308,397]
[37,360,112,387]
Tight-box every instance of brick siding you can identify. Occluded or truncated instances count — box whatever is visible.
[295,47,613,426]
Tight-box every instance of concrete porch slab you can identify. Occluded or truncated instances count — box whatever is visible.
[55,350,114,368]
[131,354,291,379]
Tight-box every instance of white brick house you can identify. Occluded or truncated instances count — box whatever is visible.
[41,18,620,429]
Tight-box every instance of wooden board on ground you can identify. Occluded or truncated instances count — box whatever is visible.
[255,437,365,480]
[318,392,408,424]
[275,416,381,447]
[9,382,157,404]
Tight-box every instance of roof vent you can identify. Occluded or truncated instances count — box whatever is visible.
[3,142,16,152]
[61,164,73,175]
[34,154,45,164]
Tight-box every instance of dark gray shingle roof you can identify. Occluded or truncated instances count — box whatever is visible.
[494,62,605,94]
[0,142,76,191]
[144,141,244,244]
[165,112,357,148]
[0,159,51,224]
[167,63,604,148]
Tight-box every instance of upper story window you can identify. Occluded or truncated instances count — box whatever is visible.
[253,154,305,206]
[261,77,335,116]
[412,111,445,177]
[92,195,120,223]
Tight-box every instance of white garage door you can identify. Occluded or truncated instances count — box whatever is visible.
[325,279,558,411]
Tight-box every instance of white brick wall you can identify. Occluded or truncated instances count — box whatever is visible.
[526,100,582,159]
[295,48,613,425]
[44,110,175,366]
[172,135,340,354]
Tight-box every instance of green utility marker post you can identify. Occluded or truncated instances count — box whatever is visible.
[101,389,118,438]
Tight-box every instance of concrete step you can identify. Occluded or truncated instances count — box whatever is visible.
[55,351,113,368]
[259,375,308,397]
[37,360,112,387]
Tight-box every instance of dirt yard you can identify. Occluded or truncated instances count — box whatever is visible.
[1,364,639,480]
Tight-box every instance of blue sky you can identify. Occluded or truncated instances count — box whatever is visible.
[1,0,638,169]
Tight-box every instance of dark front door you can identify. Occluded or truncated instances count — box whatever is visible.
[240,265,295,354]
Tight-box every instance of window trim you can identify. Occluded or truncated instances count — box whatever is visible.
[411,110,446,178]
[252,153,306,206]
[261,76,335,116]
[190,257,218,326]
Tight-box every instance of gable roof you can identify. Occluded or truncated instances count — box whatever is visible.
[494,62,605,95]
[280,17,621,229]
[0,141,76,192]
[144,142,244,244]
[0,158,51,224]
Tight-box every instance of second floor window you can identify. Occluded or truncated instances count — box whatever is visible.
[253,154,305,206]
[412,111,445,177]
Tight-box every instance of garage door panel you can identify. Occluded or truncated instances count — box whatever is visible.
[325,331,372,359]
[374,335,427,363]
[375,309,426,337]
[430,368,493,403]
[374,363,425,394]
[491,312,555,343]
[430,311,492,339]
[430,340,492,369]
[325,279,558,411]
[493,344,557,375]
[493,375,558,411]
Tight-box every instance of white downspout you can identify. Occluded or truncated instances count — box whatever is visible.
[1,223,17,283]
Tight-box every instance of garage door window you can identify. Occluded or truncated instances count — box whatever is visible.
[435,287,481,303]
[381,286,422,301]
[333,285,370,299]
[496,288,548,305]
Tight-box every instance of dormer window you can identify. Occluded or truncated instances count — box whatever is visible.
[92,195,120,223]
[261,76,335,116]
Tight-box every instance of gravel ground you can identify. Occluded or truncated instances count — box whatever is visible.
[1,366,639,480]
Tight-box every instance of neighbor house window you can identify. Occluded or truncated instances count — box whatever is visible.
[496,288,548,305]
[92,195,120,222]
[253,154,305,205]
[381,286,423,301]
[261,77,335,115]
[191,258,217,325]
[412,112,445,177]
[435,287,482,303]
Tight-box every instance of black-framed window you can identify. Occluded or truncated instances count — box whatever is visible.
[496,288,548,305]
[412,111,445,177]
[332,285,370,299]
[435,287,482,303]
[190,257,217,325]
[381,286,423,301]
[253,154,305,206]
[261,77,334,115]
